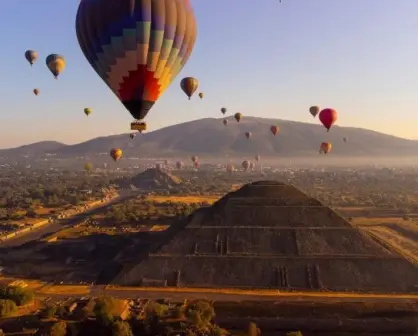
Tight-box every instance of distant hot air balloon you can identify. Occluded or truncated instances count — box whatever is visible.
[270,125,279,136]
[223,119,228,126]
[180,77,199,100]
[84,108,92,116]
[176,161,184,169]
[234,113,242,123]
[164,160,169,166]
[194,161,200,169]
[309,106,320,118]
[84,162,93,172]
[319,108,337,131]
[221,107,227,114]
[33,89,39,96]
[255,155,260,162]
[130,133,135,139]
[25,50,38,66]
[226,163,234,174]
[156,163,163,171]
[75,0,197,124]
[110,148,122,162]
[249,161,255,170]
[191,155,198,164]
[320,142,332,154]
[242,160,250,171]
[343,137,347,143]
[245,132,252,139]
[46,54,66,79]
[198,92,204,99]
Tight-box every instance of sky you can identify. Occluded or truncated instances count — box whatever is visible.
[1,0,418,148]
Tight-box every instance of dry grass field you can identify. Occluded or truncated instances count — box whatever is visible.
[147,195,220,204]
[38,284,90,295]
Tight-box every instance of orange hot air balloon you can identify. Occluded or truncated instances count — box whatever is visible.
[320,142,332,154]
[319,108,337,131]
[242,160,250,171]
[110,148,122,161]
[270,125,279,136]
[245,132,252,139]
[234,113,242,123]
[191,155,198,163]
[181,77,199,100]
[223,119,228,126]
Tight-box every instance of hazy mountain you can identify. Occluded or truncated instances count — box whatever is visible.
[0,141,67,157]
[2,117,418,158]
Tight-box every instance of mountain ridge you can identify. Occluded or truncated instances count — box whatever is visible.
[1,117,418,158]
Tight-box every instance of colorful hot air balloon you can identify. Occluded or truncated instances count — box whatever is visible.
[84,162,93,172]
[176,161,184,169]
[46,54,65,79]
[245,132,252,139]
[110,148,122,162]
[223,119,228,126]
[33,89,39,96]
[234,113,242,123]
[255,155,260,162]
[242,160,250,171]
[198,92,204,99]
[84,108,92,116]
[191,155,198,163]
[25,50,38,66]
[319,108,337,131]
[130,133,135,139]
[221,107,227,114]
[75,0,197,123]
[270,125,279,136]
[309,106,320,118]
[226,163,234,174]
[180,77,199,100]
[320,142,332,154]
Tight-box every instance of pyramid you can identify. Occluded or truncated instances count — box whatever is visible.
[113,181,418,292]
[120,168,181,190]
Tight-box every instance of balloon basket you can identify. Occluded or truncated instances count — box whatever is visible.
[131,122,147,132]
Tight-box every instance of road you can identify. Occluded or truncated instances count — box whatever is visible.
[0,190,140,248]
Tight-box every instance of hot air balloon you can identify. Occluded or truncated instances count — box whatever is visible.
[249,161,255,170]
[194,161,200,169]
[156,163,163,171]
[245,132,252,139]
[221,107,227,114]
[164,160,169,166]
[309,106,320,118]
[110,148,122,162]
[46,54,65,79]
[176,161,184,169]
[75,0,197,126]
[84,108,92,116]
[255,155,260,162]
[242,160,250,171]
[270,125,279,136]
[191,155,198,164]
[343,137,347,143]
[25,50,38,66]
[234,113,242,123]
[198,92,204,99]
[130,133,135,139]
[226,163,234,174]
[223,119,228,126]
[319,108,337,131]
[320,142,332,154]
[181,77,199,100]
[33,89,39,96]
[84,163,93,172]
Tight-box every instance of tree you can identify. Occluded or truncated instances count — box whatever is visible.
[0,299,17,318]
[94,296,117,326]
[48,321,67,336]
[42,304,57,318]
[111,320,133,336]
[0,286,34,306]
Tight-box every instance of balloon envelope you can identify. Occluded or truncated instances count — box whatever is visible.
[25,50,38,65]
[46,54,65,78]
[270,125,279,136]
[110,148,122,161]
[234,113,242,122]
[320,142,332,154]
[75,0,197,121]
[309,106,320,117]
[181,77,199,99]
[221,107,227,114]
[33,89,39,96]
[319,108,337,131]
[84,108,92,116]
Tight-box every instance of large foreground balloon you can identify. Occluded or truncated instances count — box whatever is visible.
[319,108,337,131]
[46,54,66,79]
[319,142,332,154]
[181,77,199,99]
[110,148,122,161]
[25,50,38,66]
[75,0,197,121]
[309,106,320,118]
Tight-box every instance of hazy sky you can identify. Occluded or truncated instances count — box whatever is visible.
[1,0,418,148]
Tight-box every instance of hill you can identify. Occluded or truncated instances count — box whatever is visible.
[0,141,67,157]
[118,168,182,190]
[2,117,418,157]
[112,181,418,292]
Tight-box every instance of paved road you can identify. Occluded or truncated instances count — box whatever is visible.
[0,190,139,248]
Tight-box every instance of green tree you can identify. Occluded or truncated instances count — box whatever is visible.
[94,296,117,326]
[111,320,133,336]
[42,304,57,318]
[0,286,34,306]
[48,321,67,336]
[0,299,17,318]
